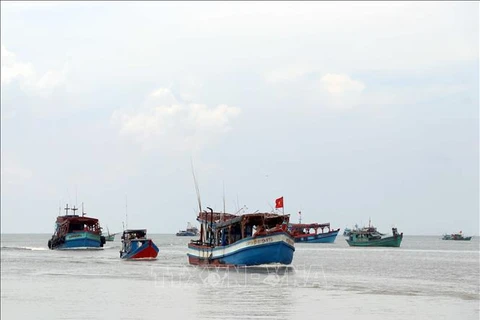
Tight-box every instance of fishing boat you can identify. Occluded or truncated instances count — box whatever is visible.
[48,204,106,250]
[346,225,403,247]
[187,208,295,266]
[442,231,472,241]
[343,227,352,237]
[102,227,118,242]
[289,223,340,243]
[119,229,159,260]
[176,222,199,236]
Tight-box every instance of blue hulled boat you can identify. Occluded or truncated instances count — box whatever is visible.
[187,208,295,266]
[120,229,159,260]
[48,204,106,250]
[289,223,340,243]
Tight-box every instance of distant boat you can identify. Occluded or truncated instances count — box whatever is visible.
[346,224,403,247]
[176,222,199,236]
[119,229,159,260]
[48,204,106,250]
[343,227,352,237]
[102,227,118,242]
[442,231,472,241]
[289,223,340,243]
[187,208,295,266]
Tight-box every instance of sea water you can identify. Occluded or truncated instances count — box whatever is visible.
[1,234,479,320]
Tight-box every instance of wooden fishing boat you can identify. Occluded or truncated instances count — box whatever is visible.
[346,225,403,247]
[105,227,119,242]
[442,232,472,241]
[48,204,106,250]
[289,223,340,243]
[119,229,159,260]
[176,222,199,236]
[187,208,295,267]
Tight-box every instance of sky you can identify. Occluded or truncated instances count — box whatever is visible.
[1,1,478,236]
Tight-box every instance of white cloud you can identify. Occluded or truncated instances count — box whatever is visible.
[1,45,35,85]
[1,44,67,96]
[111,88,241,152]
[320,74,366,95]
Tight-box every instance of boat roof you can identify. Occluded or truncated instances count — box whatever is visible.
[290,223,331,229]
[56,215,99,224]
[197,211,290,229]
[123,229,147,234]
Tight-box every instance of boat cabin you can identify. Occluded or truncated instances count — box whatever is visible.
[289,223,335,237]
[55,215,101,237]
[122,229,147,241]
[192,209,290,248]
[121,229,149,252]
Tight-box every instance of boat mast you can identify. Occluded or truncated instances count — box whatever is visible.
[64,204,70,215]
[222,181,226,221]
[207,207,213,246]
[71,205,78,216]
[81,202,86,217]
[125,195,128,230]
[191,158,202,213]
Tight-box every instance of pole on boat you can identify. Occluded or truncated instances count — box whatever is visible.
[64,204,70,215]
[207,207,213,246]
[191,158,202,213]
[222,181,226,222]
[125,194,128,230]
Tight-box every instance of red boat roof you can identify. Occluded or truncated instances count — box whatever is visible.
[56,215,99,224]
[290,223,331,229]
[197,211,290,228]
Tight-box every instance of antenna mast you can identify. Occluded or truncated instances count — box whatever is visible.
[125,195,128,230]
[191,158,202,213]
[222,181,226,221]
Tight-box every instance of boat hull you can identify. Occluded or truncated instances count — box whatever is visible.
[176,231,197,236]
[442,235,472,241]
[346,235,403,247]
[121,239,159,260]
[187,232,295,266]
[50,232,104,250]
[294,230,339,243]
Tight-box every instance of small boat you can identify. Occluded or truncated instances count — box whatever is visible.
[289,223,340,243]
[176,222,199,236]
[442,231,472,241]
[120,229,159,260]
[48,204,106,250]
[187,208,295,266]
[343,227,352,237]
[346,224,403,247]
[102,227,118,242]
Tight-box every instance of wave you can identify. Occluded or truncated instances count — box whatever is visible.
[1,246,48,251]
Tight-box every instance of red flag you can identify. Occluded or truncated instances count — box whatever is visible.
[275,197,284,209]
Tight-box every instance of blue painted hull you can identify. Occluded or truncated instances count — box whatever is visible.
[188,232,295,266]
[62,238,102,249]
[222,241,294,265]
[51,232,103,250]
[294,230,339,243]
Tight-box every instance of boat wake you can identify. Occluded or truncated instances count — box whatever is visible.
[1,246,48,251]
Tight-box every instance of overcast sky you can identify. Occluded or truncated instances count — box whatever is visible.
[1,1,478,236]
